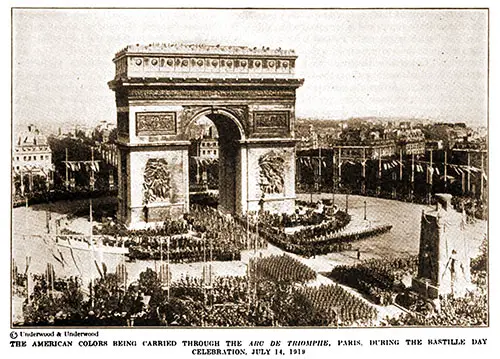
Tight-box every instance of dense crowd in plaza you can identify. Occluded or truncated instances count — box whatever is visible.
[258,222,392,258]
[259,210,326,228]
[384,290,488,326]
[235,203,392,258]
[14,232,488,328]
[170,275,248,305]
[127,234,242,262]
[329,256,418,305]
[98,206,267,262]
[249,254,316,284]
[13,180,488,328]
[287,221,388,246]
[297,284,378,326]
[16,250,380,327]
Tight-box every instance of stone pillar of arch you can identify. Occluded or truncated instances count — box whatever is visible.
[109,44,304,229]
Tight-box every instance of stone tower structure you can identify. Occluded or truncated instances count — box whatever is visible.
[108,44,304,229]
[412,193,472,299]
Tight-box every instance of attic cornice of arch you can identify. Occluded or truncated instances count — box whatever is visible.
[108,77,304,89]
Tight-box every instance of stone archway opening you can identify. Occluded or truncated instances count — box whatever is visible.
[208,113,242,214]
[186,111,244,215]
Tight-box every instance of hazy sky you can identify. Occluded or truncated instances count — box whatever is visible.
[12,9,488,134]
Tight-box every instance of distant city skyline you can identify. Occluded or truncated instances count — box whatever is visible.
[13,9,488,135]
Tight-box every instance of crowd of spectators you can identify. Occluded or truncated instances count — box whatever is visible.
[296,284,378,326]
[101,206,268,262]
[249,254,316,284]
[257,222,392,258]
[329,256,418,305]
[259,210,325,228]
[127,234,241,262]
[451,195,488,220]
[384,290,488,326]
[18,251,378,327]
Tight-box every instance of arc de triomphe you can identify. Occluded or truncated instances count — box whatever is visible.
[108,44,304,229]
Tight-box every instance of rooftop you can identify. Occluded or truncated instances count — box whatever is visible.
[16,125,49,147]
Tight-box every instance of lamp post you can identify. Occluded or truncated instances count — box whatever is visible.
[364,200,367,220]
[332,148,335,207]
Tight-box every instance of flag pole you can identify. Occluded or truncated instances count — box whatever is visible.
[310,150,313,204]
[338,147,342,191]
[332,149,335,206]
[480,151,484,201]
[399,148,403,181]
[411,152,415,200]
[90,147,95,191]
[318,146,322,193]
[377,148,381,195]
[65,148,69,190]
[160,237,163,283]
[467,150,471,193]
[444,149,448,190]
[89,198,93,248]
[362,147,366,195]
[428,149,433,204]
[167,236,170,301]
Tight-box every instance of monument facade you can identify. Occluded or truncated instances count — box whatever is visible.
[412,193,472,299]
[108,44,304,228]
